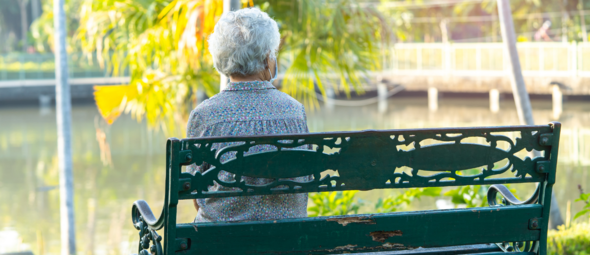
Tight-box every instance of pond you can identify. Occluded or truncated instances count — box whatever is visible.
[1,96,589,254]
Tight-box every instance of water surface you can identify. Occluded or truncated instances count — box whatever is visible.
[1,97,589,254]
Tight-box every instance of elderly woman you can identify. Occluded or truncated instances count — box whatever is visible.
[186,8,310,222]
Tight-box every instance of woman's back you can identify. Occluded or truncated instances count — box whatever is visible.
[187,81,310,222]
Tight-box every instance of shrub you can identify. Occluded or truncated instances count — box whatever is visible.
[308,191,363,217]
[443,185,489,208]
[375,187,441,213]
[548,219,590,255]
[307,187,590,254]
[574,186,590,220]
[308,188,441,217]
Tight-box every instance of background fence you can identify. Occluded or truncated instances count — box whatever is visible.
[3,42,590,82]
[386,42,590,78]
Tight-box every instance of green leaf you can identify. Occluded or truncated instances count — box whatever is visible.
[443,189,458,196]
[451,196,465,205]
[573,209,590,220]
[308,191,363,217]
[422,187,442,196]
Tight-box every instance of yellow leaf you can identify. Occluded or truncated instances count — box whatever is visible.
[93,84,137,125]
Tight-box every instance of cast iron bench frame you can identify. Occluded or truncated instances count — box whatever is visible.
[131,122,561,255]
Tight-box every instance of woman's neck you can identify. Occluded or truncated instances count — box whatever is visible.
[229,75,262,83]
[229,72,268,83]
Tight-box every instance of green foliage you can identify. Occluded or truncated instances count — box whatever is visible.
[0,60,55,72]
[305,183,590,254]
[374,187,441,213]
[574,191,590,220]
[441,169,519,208]
[64,0,387,134]
[265,0,386,105]
[29,0,84,53]
[0,54,102,72]
[75,0,225,134]
[548,220,590,255]
[375,0,589,43]
[28,0,590,132]
[308,188,441,217]
[308,191,363,217]
[443,185,489,208]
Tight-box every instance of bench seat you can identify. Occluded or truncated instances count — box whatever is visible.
[349,244,502,254]
[180,205,541,254]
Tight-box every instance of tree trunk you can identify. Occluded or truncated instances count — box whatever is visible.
[439,19,449,43]
[496,0,564,230]
[31,0,40,22]
[19,0,29,51]
[54,0,76,253]
[85,168,98,255]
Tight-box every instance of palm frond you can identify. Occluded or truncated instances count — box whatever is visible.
[74,0,387,133]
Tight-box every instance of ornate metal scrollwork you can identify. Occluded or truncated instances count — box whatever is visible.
[487,184,541,253]
[178,126,554,199]
[496,241,538,253]
[487,184,540,206]
[133,216,163,255]
[132,201,164,255]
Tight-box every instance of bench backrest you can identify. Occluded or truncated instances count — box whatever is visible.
[138,123,561,254]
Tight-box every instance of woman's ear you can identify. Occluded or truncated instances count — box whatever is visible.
[258,55,271,81]
[263,55,273,81]
[266,55,272,68]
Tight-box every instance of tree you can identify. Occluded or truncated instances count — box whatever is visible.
[0,0,26,52]
[19,0,29,51]
[33,0,590,130]
[497,0,564,230]
[69,0,386,134]
[54,0,77,253]
[375,0,588,43]
[30,0,83,53]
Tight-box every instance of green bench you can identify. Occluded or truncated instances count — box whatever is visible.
[131,122,561,255]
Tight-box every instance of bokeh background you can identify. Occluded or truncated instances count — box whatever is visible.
[1,0,590,254]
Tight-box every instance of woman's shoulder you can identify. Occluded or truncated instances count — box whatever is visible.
[192,92,223,112]
[270,89,305,110]
[189,89,306,126]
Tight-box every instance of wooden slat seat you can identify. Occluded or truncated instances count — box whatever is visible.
[351,244,503,254]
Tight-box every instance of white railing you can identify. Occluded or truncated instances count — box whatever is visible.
[559,128,590,166]
[385,42,590,77]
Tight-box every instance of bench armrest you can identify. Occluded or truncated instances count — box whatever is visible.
[487,184,539,206]
[487,185,541,253]
[131,200,164,255]
[132,200,165,230]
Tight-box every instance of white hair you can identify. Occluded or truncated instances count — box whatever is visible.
[208,8,280,77]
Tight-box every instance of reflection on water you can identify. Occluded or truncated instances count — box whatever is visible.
[1,97,589,254]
